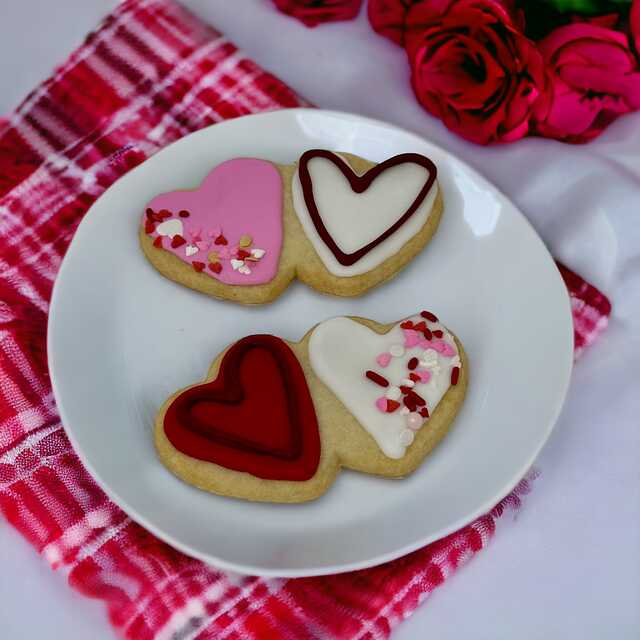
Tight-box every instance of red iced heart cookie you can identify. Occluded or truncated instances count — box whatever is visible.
[163,335,320,481]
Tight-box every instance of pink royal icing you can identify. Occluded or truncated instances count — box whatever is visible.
[144,158,283,285]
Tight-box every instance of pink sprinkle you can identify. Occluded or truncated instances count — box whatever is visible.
[403,329,421,348]
[375,397,388,413]
[421,339,456,357]
[218,247,231,259]
[433,340,456,357]
[415,369,431,384]
[376,352,392,368]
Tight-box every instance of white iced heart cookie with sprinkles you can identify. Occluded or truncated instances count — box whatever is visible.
[154,310,466,503]
[309,311,462,459]
[140,150,442,304]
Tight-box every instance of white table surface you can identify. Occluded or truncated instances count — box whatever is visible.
[1,1,639,638]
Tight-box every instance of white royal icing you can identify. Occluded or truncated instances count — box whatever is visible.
[292,154,438,276]
[308,314,460,459]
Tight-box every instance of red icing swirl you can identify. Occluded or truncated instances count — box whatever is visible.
[164,335,320,481]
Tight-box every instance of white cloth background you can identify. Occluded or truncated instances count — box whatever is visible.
[0,1,638,638]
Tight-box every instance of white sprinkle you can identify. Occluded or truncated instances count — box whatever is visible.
[400,429,415,447]
[401,378,415,388]
[185,245,199,257]
[230,259,244,270]
[400,407,410,415]
[385,386,401,401]
[390,344,404,357]
[251,248,266,259]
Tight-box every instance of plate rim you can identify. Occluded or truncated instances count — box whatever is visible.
[48,107,574,577]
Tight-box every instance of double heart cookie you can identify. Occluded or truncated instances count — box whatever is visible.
[140,150,441,304]
[155,310,467,503]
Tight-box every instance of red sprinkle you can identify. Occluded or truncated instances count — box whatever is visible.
[192,261,205,273]
[236,249,251,260]
[433,330,443,339]
[451,366,460,386]
[386,400,400,413]
[209,262,222,274]
[408,357,418,370]
[419,407,430,418]
[407,390,426,406]
[145,208,155,220]
[215,234,228,246]
[157,209,172,220]
[400,321,414,330]
[403,396,417,411]
[171,234,186,248]
[153,236,163,248]
[399,385,412,395]
[409,372,421,383]
[178,210,190,218]
[421,310,439,322]
[144,220,155,234]
[366,370,389,387]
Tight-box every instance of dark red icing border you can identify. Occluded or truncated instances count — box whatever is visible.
[164,335,320,481]
[298,149,437,266]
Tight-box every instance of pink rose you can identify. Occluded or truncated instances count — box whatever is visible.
[406,0,545,144]
[534,24,640,143]
[271,0,362,28]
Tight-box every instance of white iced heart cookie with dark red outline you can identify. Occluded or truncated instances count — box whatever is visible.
[292,150,438,277]
[154,310,466,503]
[140,150,443,304]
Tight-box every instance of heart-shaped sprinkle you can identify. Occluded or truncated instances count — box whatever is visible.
[171,234,186,248]
[185,245,199,257]
[192,261,205,272]
[153,236,163,248]
[215,234,228,245]
[238,265,252,275]
[237,249,251,260]
[433,330,444,339]
[376,352,392,368]
[156,219,183,238]
[145,220,155,234]
[209,262,222,274]
[157,209,173,220]
[230,259,244,271]
[239,234,252,247]
[251,249,266,259]
[400,321,414,330]
[403,329,421,348]
[179,210,190,218]
[419,407,430,418]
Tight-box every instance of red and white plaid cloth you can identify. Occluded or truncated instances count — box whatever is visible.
[0,1,612,638]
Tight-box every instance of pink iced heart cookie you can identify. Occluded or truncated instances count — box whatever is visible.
[143,158,282,287]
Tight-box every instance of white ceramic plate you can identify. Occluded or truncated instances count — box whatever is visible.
[48,109,573,577]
